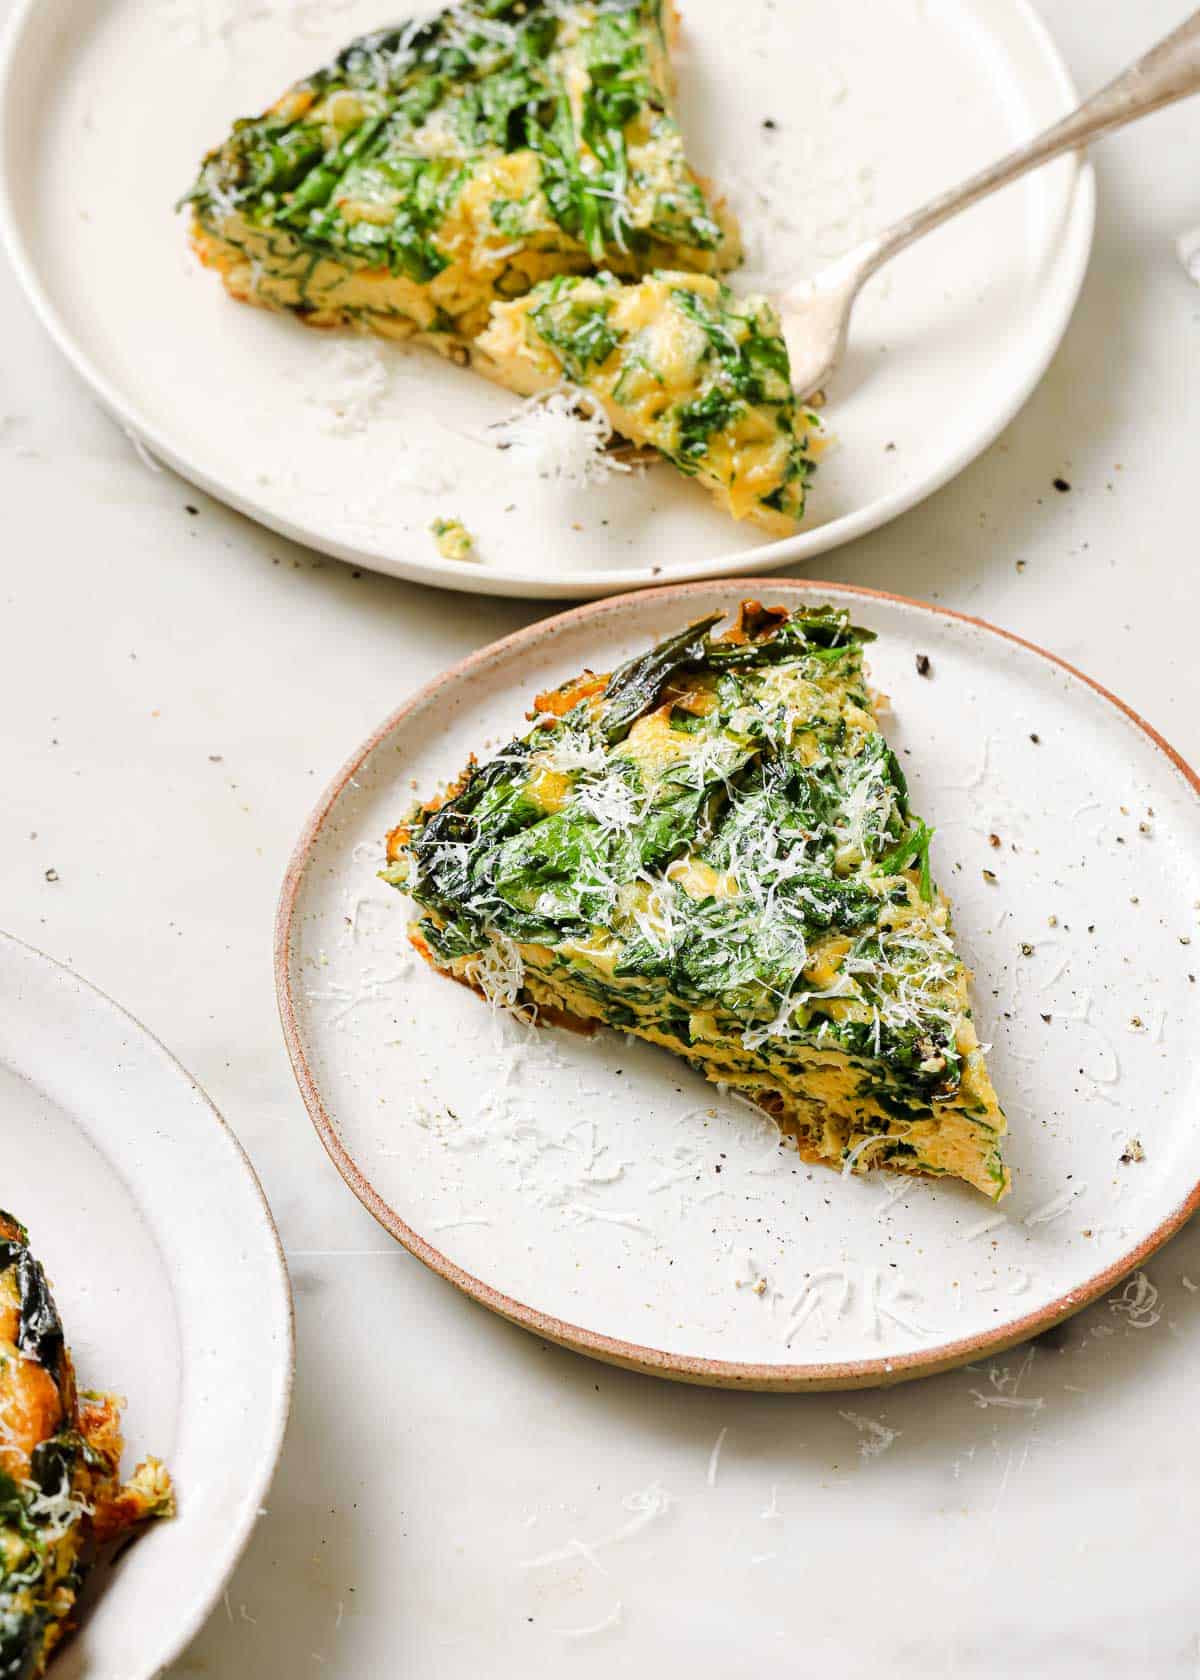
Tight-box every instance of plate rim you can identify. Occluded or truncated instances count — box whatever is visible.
[275,577,1200,1391]
[0,928,296,1671]
[0,0,1095,600]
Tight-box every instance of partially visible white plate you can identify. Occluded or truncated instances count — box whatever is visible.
[0,932,293,1680]
[0,0,1092,597]
[278,580,1200,1388]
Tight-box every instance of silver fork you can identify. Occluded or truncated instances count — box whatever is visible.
[781,10,1200,400]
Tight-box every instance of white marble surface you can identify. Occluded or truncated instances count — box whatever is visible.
[2,1,1199,1673]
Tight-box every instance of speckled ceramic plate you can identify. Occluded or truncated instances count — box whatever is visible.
[0,0,1092,597]
[275,581,1200,1390]
[0,932,294,1678]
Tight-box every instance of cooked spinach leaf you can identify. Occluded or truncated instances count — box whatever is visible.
[601,614,721,743]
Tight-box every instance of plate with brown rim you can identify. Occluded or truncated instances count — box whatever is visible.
[276,581,1200,1389]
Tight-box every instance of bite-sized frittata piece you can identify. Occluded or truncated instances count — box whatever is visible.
[0,1213,173,1678]
[476,270,820,531]
[383,602,1008,1199]
[186,0,739,355]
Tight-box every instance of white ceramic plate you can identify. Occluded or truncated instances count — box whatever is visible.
[277,580,1200,1389]
[0,0,1092,598]
[0,932,293,1679]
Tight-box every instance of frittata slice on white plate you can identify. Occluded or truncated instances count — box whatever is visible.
[185,0,740,356]
[476,270,822,532]
[383,602,1009,1199]
[0,1212,173,1678]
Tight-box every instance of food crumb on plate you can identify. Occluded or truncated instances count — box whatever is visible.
[430,517,476,562]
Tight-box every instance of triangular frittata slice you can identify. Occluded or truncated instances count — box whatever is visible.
[0,1213,173,1676]
[186,0,740,353]
[476,270,820,532]
[383,602,1008,1199]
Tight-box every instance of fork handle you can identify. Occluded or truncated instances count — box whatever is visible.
[794,9,1200,298]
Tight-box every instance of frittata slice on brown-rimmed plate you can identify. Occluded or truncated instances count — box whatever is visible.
[382,602,1009,1199]
[476,270,822,532]
[0,1212,173,1678]
[185,0,740,358]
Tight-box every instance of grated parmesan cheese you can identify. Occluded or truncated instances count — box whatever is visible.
[967,1391,1044,1412]
[840,1132,889,1176]
[488,388,633,488]
[19,1473,92,1544]
[838,1410,900,1460]
[706,1425,728,1488]
[304,340,391,435]
[520,1481,674,1571]
[1109,1270,1161,1330]
[470,935,526,1010]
